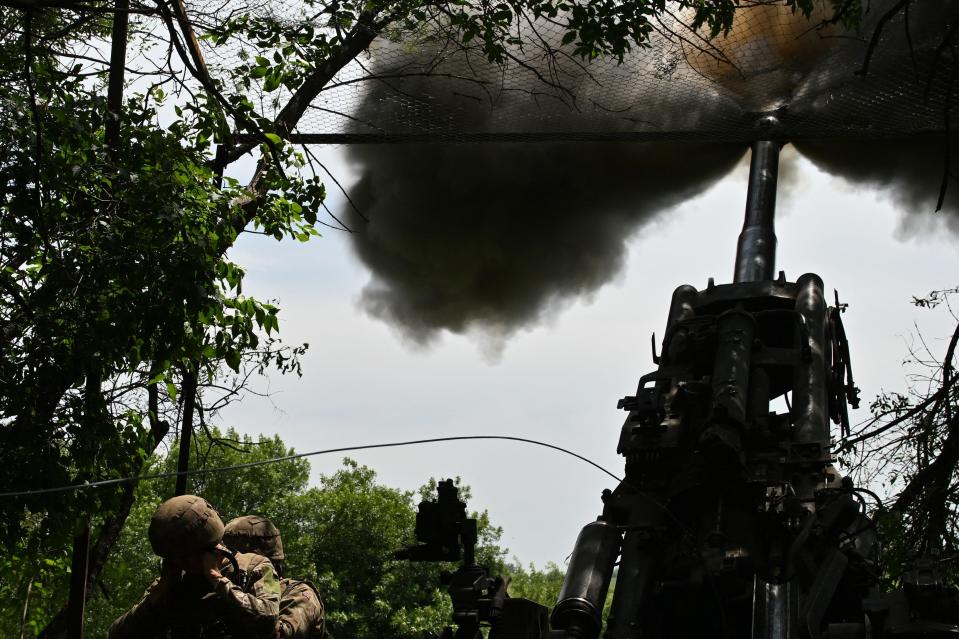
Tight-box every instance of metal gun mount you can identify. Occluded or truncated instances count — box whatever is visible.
[403,141,959,639]
[549,141,958,639]
[396,479,551,639]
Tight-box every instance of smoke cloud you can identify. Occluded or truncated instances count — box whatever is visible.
[791,1,959,235]
[341,20,748,352]
[345,141,744,351]
[794,138,959,235]
[335,0,955,352]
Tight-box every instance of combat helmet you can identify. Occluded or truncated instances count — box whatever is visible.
[148,494,224,559]
[223,515,285,562]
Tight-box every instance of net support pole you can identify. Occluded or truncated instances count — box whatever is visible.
[104,0,128,151]
[174,368,198,496]
[66,520,91,639]
[66,6,129,637]
[733,140,780,283]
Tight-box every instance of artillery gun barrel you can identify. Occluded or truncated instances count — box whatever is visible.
[734,140,780,283]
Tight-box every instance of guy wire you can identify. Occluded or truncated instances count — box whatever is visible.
[0,435,622,498]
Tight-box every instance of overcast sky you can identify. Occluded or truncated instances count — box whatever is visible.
[221,145,959,569]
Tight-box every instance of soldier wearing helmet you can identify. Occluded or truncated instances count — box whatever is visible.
[224,515,326,639]
[108,495,281,639]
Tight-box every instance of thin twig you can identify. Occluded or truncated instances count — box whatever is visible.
[937,48,957,213]
[320,201,352,233]
[856,0,911,77]
[302,145,367,222]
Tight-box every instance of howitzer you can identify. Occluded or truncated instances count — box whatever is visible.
[405,139,959,639]
[550,140,959,639]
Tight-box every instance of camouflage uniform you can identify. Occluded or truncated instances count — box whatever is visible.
[223,515,327,639]
[277,578,326,639]
[108,495,281,639]
[108,552,282,639]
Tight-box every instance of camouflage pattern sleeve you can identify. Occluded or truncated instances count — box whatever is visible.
[276,579,326,639]
[212,552,281,636]
[107,578,169,639]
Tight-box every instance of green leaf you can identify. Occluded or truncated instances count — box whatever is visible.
[225,349,242,372]
[263,71,281,92]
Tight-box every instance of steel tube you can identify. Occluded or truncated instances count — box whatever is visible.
[752,578,792,639]
[712,309,756,426]
[793,273,829,446]
[666,285,698,330]
[734,141,780,283]
[551,519,621,639]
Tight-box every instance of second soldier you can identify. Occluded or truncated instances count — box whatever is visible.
[223,515,327,639]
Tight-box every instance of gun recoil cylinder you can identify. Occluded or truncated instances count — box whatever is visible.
[793,273,829,447]
[666,284,698,329]
[752,579,792,639]
[711,309,756,426]
[551,519,621,639]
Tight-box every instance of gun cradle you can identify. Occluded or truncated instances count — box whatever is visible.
[549,273,959,639]
[559,273,872,639]
[548,139,959,639]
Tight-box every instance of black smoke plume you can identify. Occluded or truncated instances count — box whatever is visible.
[792,1,959,233]
[794,137,959,235]
[344,141,744,349]
[338,0,956,351]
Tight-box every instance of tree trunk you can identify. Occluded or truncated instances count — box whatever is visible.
[37,383,170,639]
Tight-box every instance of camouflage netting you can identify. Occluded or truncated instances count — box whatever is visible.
[169,1,959,345]
[194,0,957,143]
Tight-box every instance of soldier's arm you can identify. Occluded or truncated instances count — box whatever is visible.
[210,556,281,636]
[107,577,171,639]
[276,580,326,639]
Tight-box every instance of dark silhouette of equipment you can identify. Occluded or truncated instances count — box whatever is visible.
[549,139,958,639]
[402,139,959,638]
[396,479,551,639]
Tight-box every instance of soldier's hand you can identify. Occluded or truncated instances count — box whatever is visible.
[200,549,222,584]
[274,620,293,639]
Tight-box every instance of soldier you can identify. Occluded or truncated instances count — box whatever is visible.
[109,494,281,639]
[223,515,327,639]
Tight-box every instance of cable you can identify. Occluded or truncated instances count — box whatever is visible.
[851,486,887,514]
[0,435,622,498]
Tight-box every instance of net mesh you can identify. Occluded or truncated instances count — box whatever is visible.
[192,1,956,142]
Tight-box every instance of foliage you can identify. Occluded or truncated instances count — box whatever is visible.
[79,427,309,637]
[0,0,864,634]
[507,562,616,633]
[838,287,959,585]
[0,538,71,637]
[28,427,522,639]
[448,0,861,64]
[0,8,317,633]
[507,561,566,608]
[303,461,452,638]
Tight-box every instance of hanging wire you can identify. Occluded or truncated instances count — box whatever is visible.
[0,435,621,498]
